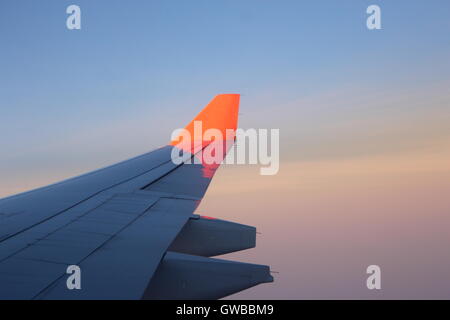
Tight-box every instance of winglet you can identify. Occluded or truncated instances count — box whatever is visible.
[169,94,240,148]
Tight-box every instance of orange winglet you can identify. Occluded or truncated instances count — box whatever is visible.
[169,94,240,152]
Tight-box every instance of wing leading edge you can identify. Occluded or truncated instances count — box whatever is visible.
[0,94,273,299]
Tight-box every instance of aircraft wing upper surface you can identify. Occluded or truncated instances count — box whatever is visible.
[0,94,273,299]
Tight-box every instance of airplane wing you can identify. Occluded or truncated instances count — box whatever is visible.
[0,94,273,300]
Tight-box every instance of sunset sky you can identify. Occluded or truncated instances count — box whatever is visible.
[1,0,450,298]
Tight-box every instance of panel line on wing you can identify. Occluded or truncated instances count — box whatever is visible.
[0,154,175,245]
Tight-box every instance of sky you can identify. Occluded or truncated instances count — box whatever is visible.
[1,0,450,299]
